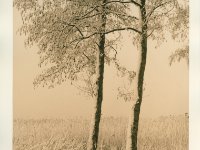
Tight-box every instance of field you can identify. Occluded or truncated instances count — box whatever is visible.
[13,115,188,150]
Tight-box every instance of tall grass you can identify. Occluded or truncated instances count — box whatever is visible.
[13,115,188,150]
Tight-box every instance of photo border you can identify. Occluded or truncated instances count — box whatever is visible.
[0,0,13,150]
[189,0,200,149]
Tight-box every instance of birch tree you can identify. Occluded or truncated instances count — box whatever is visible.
[121,0,189,149]
[14,0,138,149]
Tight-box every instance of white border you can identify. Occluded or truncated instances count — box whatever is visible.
[0,0,13,150]
[189,0,200,149]
[0,0,199,150]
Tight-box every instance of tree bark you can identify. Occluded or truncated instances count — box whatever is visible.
[126,0,147,150]
[87,0,107,150]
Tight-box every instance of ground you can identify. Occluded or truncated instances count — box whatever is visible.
[13,115,188,150]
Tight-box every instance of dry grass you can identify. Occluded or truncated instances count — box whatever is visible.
[13,115,188,150]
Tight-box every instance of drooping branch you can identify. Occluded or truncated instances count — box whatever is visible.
[169,46,189,66]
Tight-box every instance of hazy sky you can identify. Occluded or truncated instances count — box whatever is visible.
[13,7,188,119]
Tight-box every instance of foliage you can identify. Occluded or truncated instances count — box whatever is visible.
[168,1,189,65]
[14,0,99,88]
[14,0,189,92]
[14,0,139,96]
[169,46,189,66]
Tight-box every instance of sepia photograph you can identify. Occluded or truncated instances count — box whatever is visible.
[3,0,200,150]
[12,0,189,150]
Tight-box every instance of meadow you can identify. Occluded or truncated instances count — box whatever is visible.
[13,115,188,150]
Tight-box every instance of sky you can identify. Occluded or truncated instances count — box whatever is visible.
[13,7,188,119]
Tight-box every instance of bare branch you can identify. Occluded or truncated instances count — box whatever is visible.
[74,5,100,21]
[110,45,118,59]
[83,52,90,60]
[68,27,141,48]
[104,0,142,7]
[130,0,142,7]
[105,27,141,34]
[106,9,139,20]
[66,23,84,37]
[78,12,103,20]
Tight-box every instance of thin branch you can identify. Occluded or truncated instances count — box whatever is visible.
[130,0,142,7]
[78,12,103,20]
[105,27,141,34]
[106,9,139,20]
[104,0,142,7]
[75,5,100,21]
[110,45,118,59]
[146,1,174,20]
[73,82,93,95]
[83,52,90,60]
[74,40,82,48]
[66,23,84,37]
[69,32,99,45]
[69,27,141,47]
[147,28,155,38]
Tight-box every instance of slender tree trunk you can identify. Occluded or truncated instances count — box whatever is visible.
[126,0,147,150]
[87,1,107,150]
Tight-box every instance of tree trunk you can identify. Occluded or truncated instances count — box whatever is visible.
[126,0,147,150]
[87,1,107,150]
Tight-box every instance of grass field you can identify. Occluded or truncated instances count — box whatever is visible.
[13,115,188,150]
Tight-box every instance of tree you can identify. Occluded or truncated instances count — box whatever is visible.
[124,1,148,149]
[14,1,106,150]
[119,0,189,150]
[86,1,107,149]
[14,0,138,149]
